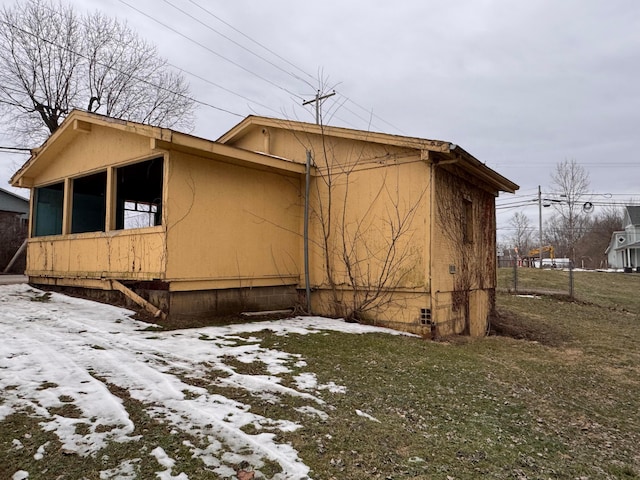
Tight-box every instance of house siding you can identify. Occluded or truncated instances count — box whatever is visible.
[430,167,497,335]
[12,111,516,335]
[0,189,29,273]
[606,207,640,270]
[26,227,166,280]
[0,210,28,272]
[164,150,303,288]
[224,122,504,336]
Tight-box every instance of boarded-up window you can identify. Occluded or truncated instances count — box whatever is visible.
[33,182,64,237]
[116,158,163,230]
[71,171,107,234]
[462,198,473,244]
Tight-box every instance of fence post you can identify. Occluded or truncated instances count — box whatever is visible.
[569,261,574,298]
[513,259,518,293]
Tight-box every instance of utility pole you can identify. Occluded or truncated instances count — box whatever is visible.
[304,150,311,313]
[538,185,543,269]
[300,90,334,313]
[302,89,336,125]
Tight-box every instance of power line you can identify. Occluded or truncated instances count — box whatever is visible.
[165,61,283,117]
[178,0,315,89]
[184,0,409,136]
[0,146,31,154]
[493,162,640,168]
[328,96,387,133]
[497,192,640,206]
[342,97,408,135]
[116,0,307,102]
[119,0,409,135]
[186,0,316,84]
[0,18,245,121]
[496,194,538,204]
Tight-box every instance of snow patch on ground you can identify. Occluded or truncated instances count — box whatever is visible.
[99,459,139,479]
[318,382,347,394]
[33,442,49,460]
[0,283,408,478]
[356,409,381,423]
[151,447,188,479]
[295,406,329,421]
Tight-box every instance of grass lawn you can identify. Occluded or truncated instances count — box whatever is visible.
[257,270,640,479]
[2,270,639,479]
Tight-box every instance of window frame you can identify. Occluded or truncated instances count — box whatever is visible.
[32,181,65,237]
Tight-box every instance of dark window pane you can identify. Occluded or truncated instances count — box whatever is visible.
[71,171,107,234]
[33,183,64,237]
[116,158,163,230]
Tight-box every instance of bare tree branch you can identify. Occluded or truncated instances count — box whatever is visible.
[310,125,426,321]
[547,158,591,261]
[0,0,195,144]
[509,211,533,256]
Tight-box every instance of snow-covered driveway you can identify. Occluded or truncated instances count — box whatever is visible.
[0,284,408,479]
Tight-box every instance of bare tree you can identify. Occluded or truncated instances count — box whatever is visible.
[574,204,624,268]
[0,0,194,143]
[308,128,426,322]
[548,159,590,262]
[508,211,533,259]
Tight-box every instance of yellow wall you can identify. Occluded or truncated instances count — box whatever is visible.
[23,120,305,291]
[308,157,429,288]
[164,151,303,289]
[29,125,153,186]
[25,124,167,281]
[26,227,165,279]
[429,166,497,335]
[228,125,500,336]
[229,127,433,324]
[21,114,503,336]
[231,124,419,170]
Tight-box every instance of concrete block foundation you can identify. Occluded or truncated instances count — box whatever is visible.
[30,278,299,329]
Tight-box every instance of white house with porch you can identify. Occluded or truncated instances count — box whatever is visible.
[606,206,640,272]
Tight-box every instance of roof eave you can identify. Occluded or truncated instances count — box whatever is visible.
[457,149,519,193]
[217,115,451,152]
[220,116,519,194]
[153,132,307,175]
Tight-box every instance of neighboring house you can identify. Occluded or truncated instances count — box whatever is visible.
[10,110,518,336]
[605,206,640,272]
[0,187,29,273]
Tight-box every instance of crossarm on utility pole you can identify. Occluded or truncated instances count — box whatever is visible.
[302,90,336,125]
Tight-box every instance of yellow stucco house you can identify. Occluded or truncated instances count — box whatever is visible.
[10,110,517,335]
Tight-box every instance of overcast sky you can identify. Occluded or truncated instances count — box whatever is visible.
[1,0,639,241]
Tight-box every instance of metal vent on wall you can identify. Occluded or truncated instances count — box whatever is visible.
[420,308,432,325]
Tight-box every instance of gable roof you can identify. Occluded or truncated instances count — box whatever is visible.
[0,187,29,214]
[10,111,307,188]
[218,115,519,194]
[626,206,640,226]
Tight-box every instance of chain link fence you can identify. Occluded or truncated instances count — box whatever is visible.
[497,259,575,298]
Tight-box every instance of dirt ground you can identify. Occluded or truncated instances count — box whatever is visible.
[489,306,570,347]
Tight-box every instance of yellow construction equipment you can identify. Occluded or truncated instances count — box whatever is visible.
[528,245,555,259]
